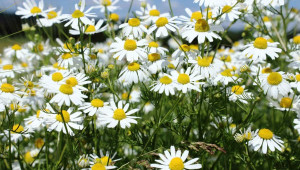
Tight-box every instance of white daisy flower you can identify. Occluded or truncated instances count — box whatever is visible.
[150,146,202,169]
[218,4,241,21]
[37,9,64,27]
[79,98,110,116]
[147,16,180,38]
[249,128,284,154]
[4,44,29,59]
[259,72,291,99]
[69,19,107,35]
[47,107,83,136]
[0,124,32,143]
[151,74,176,96]
[110,37,147,62]
[182,19,223,44]
[89,150,120,169]
[291,73,300,92]
[63,0,96,28]
[269,94,300,112]
[0,79,22,102]
[179,8,204,29]
[171,67,203,93]
[234,126,255,143]
[118,62,149,84]
[213,69,240,86]
[119,18,147,38]
[49,81,87,106]
[137,4,169,25]
[172,44,197,61]
[287,51,300,70]
[242,37,282,61]
[15,0,55,19]
[99,101,140,129]
[147,41,168,55]
[93,0,119,13]
[24,109,50,129]
[228,85,253,104]
[189,56,219,78]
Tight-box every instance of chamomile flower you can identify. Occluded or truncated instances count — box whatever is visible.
[259,72,291,99]
[147,16,180,37]
[150,146,202,169]
[93,0,119,13]
[89,150,120,169]
[172,44,196,61]
[182,19,222,43]
[218,3,241,22]
[249,128,284,154]
[147,41,168,55]
[79,98,109,116]
[4,44,28,59]
[15,0,54,19]
[189,56,218,78]
[39,71,70,92]
[118,62,150,84]
[47,107,84,136]
[151,74,176,96]
[0,80,22,102]
[138,5,169,25]
[287,51,300,70]
[214,69,239,86]
[228,85,253,104]
[1,124,32,143]
[110,37,147,62]
[38,9,64,27]
[63,0,96,28]
[119,18,147,38]
[269,94,300,112]
[49,81,87,106]
[291,73,300,92]
[99,101,139,129]
[171,67,203,93]
[24,109,49,129]
[179,8,204,28]
[242,37,282,61]
[234,126,255,143]
[69,19,107,35]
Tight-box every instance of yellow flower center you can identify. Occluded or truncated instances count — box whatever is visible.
[56,110,70,123]
[24,81,34,89]
[91,99,104,107]
[24,152,34,164]
[148,53,161,62]
[169,157,184,170]
[1,83,15,93]
[244,132,253,141]
[127,62,140,71]
[52,72,63,82]
[62,53,72,59]
[296,74,300,81]
[113,109,126,120]
[221,69,233,77]
[293,35,300,44]
[110,13,119,21]
[280,97,292,108]
[149,41,159,48]
[253,37,268,49]
[177,73,190,84]
[258,128,273,140]
[35,138,44,149]
[149,9,160,16]
[124,40,137,51]
[91,163,106,170]
[85,25,96,33]
[128,18,140,27]
[102,0,112,6]
[95,156,112,165]
[160,76,172,84]
[262,67,272,74]
[168,63,175,69]
[30,6,42,14]
[90,54,97,60]
[263,16,270,22]
[197,57,212,67]
[72,10,84,18]
[180,44,190,52]
[12,124,24,133]
[3,64,13,70]
[195,19,210,32]
[156,17,168,27]
[12,44,22,50]
[121,92,132,100]
[66,77,78,87]
[267,72,282,85]
[47,11,57,19]
[221,55,231,62]
[59,84,73,95]
[231,85,244,95]
[191,11,202,21]
[21,62,28,68]
[222,5,232,13]
[36,110,41,118]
